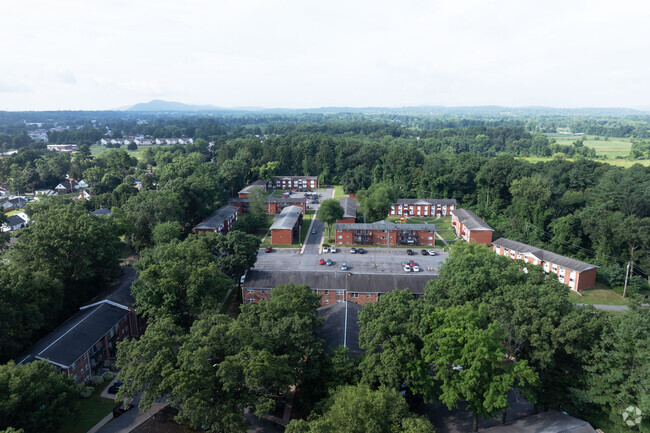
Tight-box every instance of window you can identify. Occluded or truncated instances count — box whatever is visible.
[261,290,266,294]
[82,353,87,360]
[324,299,329,304]
[71,362,76,369]
[336,290,343,295]
[338,235,342,239]
[366,293,371,298]
[350,293,359,298]
[428,236,433,240]
[336,299,343,303]
[324,290,329,295]
[247,298,255,303]
[246,289,254,293]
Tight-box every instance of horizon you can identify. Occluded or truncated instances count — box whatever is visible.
[2,1,650,111]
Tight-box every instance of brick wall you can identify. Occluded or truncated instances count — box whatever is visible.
[271,228,293,245]
[468,230,493,245]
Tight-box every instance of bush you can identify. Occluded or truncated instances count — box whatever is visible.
[91,375,104,386]
[322,242,330,247]
[79,386,94,398]
[102,372,114,382]
[127,142,138,151]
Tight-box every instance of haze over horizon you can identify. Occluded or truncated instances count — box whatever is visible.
[2,0,649,111]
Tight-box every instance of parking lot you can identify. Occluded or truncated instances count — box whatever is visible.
[255,246,448,275]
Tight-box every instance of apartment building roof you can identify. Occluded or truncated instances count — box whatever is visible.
[269,205,303,230]
[242,269,436,295]
[483,410,596,433]
[272,175,318,180]
[193,205,239,231]
[334,220,435,232]
[339,197,358,219]
[395,198,457,206]
[316,302,362,358]
[267,197,308,204]
[451,208,493,231]
[237,180,267,195]
[493,238,597,273]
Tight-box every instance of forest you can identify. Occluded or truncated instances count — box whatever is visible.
[0,112,648,433]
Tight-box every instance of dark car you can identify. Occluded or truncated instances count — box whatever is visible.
[326,258,333,266]
[357,248,366,254]
[420,249,428,255]
[406,249,413,255]
[350,247,357,254]
[107,381,124,395]
[113,401,134,418]
[264,246,273,253]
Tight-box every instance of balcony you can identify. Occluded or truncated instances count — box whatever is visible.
[353,236,372,245]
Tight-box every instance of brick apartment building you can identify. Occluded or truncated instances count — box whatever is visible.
[334,220,436,247]
[268,176,318,190]
[389,198,457,217]
[337,197,358,223]
[237,180,267,198]
[193,205,240,235]
[241,269,435,307]
[18,268,142,384]
[270,205,303,244]
[492,238,597,291]
[451,208,494,245]
[267,197,307,215]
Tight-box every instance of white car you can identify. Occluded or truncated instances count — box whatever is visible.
[402,264,411,272]
[427,249,436,256]
[330,246,337,253]
[412,265,420,272]
[322,246,329,253]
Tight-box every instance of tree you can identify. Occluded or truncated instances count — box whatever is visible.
[248,186,270,230]
[258,161,279,183]
[285,384,435,433]
[414,303,538,432]
[152,221,183,245]
[0,361,76,433]
[358,289,429,390]
[356,183,398,222]
[131,236,233,329]
[199,231,261,280]
[318,199,344,238]
[121,189,184,250]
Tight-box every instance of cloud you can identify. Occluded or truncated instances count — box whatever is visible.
[0,80,29,93]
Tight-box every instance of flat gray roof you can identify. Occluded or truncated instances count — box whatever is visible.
[270,205,303,230]
[334,220,435,232]
[451,208,493,231]
[243,269,436,294]
[493,238,596,273]
[339,197,358,218]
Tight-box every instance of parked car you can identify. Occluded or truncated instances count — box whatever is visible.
[311,228,317,234]
[406,249,413,255]
[402,264,411,272]
[357,248,366,254]
[420,249,428,255]
[401,261,409,267]
[323,246,329,253]
[412,265,420,272]
[107,381,123,394]
[319,258,325,265]
[264,246,273,253]
[341,262,348,271]
[427,249,436,256]
[330,246,337,253]
[350,247,357,254]
[408,260,415,267]
[113,401,134,418]
[326,258,333,266]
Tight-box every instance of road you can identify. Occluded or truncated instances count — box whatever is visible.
[302,187,334,254]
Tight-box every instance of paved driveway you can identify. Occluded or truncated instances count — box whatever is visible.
[302,187,334,254]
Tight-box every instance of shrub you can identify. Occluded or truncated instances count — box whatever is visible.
[79,386,94,398]
[322,242,330,247]
[102,372,115,382]
[91,375,104,386]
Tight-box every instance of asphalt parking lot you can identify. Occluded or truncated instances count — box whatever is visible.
[255,247,448,275]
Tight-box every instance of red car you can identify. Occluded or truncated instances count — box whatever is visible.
[409,260,416,267]
[319,258,325,265]
[265,246,272,253]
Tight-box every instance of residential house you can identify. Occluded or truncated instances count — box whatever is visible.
[492,237,597,291]
[242,269,435,307]
[268,176,318,190]
[75,190,91,201]
[270,205,303,244]
[389,198,457,218]
[54,179,80,194]
[17,268,142,384]
[2,212,29,232]
[1,196,28,212]
[334,221,436,247]
[451,208,494,245]
[337,197,358,223]
[193,205,240,235]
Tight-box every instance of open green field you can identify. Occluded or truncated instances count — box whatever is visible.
[57,385,116,433]
[89,144,165,160]
[332,185,347,200]
[384,216,457,241]
[519,156,650,167]
[546,133,633,158]
[568,283,628,305]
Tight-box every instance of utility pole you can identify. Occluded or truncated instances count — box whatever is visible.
[623,261,631,298]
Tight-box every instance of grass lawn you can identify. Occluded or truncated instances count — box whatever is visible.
[385,216,436,224]
[4,209,19,217]
[568,283,628,305]
[57,385,116,433]
[332,185,347,200]
[90,144,165,160]
[518,156,650,168]
[545,133,633,158]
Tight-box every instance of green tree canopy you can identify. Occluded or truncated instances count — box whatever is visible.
[318,199,344,237]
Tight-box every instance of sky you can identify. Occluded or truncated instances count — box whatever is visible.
[1,0,650,110]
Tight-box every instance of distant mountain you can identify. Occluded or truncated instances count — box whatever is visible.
[126,100,225,111]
